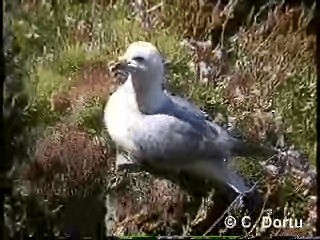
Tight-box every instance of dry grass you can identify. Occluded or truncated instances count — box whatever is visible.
[69,62,114,104]
[22,123,115,198]
[224,6,316,158]
[114,176,188,235]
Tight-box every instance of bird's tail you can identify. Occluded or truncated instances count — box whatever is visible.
[233,140,278,160]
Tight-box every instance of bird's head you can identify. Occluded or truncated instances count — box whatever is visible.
[111,41,165,85]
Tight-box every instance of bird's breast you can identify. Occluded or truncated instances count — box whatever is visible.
[104,89,141,151]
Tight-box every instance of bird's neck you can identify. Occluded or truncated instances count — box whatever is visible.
[125,75,167,114]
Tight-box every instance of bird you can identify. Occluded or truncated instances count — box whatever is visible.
[104,41,277,202]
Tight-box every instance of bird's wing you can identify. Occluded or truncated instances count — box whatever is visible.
[131,107,253,195]
[131,98,237,165]
[132,94,277,165]
[166,92,278,160]
[167,91,213,121]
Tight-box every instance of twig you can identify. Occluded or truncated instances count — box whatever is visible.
[252,30,276,55]
[246,186,271,237]
[146,2,163,14]
[182,213,191,237]
[253,0,285,24]
[203,152,279,236]
[220,0,239,48]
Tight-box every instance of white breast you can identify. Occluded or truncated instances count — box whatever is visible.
[104,84,141,152]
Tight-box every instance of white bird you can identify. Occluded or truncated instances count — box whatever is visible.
[104,41,276,199]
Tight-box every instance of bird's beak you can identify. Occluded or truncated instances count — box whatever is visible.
[110,56,139,73]
[126,59,139,69]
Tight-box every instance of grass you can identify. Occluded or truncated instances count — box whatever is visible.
[74,96,106,135]
[54,42,88,75]
[34,67,67,96]
[5,0,317,237]
[276,72,317,161]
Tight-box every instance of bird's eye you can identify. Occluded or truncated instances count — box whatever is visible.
[132,56,144,62]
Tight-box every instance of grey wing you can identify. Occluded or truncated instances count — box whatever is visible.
[131,114,213,165]
[132,102,237,165]
[132,114,252,195]
[165,92,277,160]
[166,91,213,121]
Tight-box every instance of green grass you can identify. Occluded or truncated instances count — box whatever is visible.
[34,67,67,96]
[54,42,88,75]
[276,72,317,163]
[73,97,106,135]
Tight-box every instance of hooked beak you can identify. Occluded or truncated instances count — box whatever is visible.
[110,57,139,72]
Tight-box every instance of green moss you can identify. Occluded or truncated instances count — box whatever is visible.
[275,72,317,164]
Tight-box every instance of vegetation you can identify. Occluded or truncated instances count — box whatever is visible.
[4,0,316,238]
